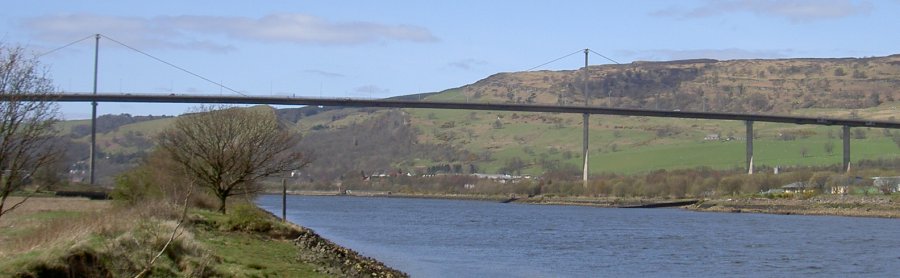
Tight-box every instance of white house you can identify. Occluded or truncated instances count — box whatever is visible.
[872,176,900,193]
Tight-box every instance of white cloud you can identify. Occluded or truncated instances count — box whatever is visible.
[21,13,438,51]
[652,0,873,22]
[165,14,437,44]
[22,14,236,52]
[447,58,488,70]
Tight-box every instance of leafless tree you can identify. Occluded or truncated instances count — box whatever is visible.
[0,44,62,220]
[157,106,310,213]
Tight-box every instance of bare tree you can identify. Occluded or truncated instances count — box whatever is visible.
[157,106,310,213]
[0,45,61,220]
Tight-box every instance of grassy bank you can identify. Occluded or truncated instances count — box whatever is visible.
[0,197,406,277]
[686,195,900,218]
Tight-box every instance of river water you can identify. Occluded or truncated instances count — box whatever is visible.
[256,195,900,277]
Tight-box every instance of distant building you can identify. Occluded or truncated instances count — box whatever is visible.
[704,134,720,141]
[831,185,849,195]
[472,173,525,184]
[872,176,900,193]
[829,176,868,195]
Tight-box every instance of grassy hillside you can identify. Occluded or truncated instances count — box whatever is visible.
[60,55,900,183]
[396,102,900,175]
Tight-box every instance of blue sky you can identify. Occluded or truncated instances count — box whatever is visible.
[2,0,899,119]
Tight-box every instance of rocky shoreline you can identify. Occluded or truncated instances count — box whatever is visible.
[255,207,408,277]
[290,224,407,277]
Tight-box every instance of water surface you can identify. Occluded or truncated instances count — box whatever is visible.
[256,195,900,277]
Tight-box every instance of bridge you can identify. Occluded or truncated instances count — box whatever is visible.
[14,92,900,183]
[17,35,900,186]
[46,93,900,128]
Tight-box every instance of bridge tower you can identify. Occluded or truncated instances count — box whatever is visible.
[89,34,100,185]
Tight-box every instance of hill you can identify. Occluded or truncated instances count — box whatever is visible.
[284,55,900,181]
[456,55,900,113]
[59,55,900,184]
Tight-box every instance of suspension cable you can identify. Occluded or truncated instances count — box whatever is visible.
[588,49,621,64]
[35,34,96,58]
[524,49,585,71]
[99,34,248,96]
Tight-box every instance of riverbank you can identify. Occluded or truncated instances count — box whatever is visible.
[299,191,696,208]
[286,190,900,218]
[0,197,407,277]
[512,194,900,218]
[685,195,900,218]
[512,195,696,208]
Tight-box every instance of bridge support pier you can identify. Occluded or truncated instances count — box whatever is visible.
[583,113,589,187]
[581,49,589,188]
[843,125,851,172]
[89,34,100,185]
[746,120,753,174]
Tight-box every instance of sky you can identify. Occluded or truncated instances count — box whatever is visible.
[2,0,899,119]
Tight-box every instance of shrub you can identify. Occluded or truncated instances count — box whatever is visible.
[111,168,162,206]
[111,150,218,211]
[222,204,273,233]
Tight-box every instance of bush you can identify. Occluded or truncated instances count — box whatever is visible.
[111,150,218,211]
[111,168,162,206]
[222,204,273,233]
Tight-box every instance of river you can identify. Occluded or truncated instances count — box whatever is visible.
[256,195,900,277]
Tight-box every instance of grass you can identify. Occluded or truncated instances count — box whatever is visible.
[399,97,900,175]
[0,197,111,241]
[189,209,325,277]
[0,197,116,276]
[0,197,327,277]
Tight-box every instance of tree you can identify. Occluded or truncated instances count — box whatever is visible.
[157,106,310,213]
[0,45,62,220]
[500,157,527,175]
[853,129,866,139]
[833,67,846,76]
[865,92,882,107]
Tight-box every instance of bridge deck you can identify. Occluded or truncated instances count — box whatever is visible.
[31,93,900,129]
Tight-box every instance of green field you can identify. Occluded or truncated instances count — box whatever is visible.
[395,91,900,175]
